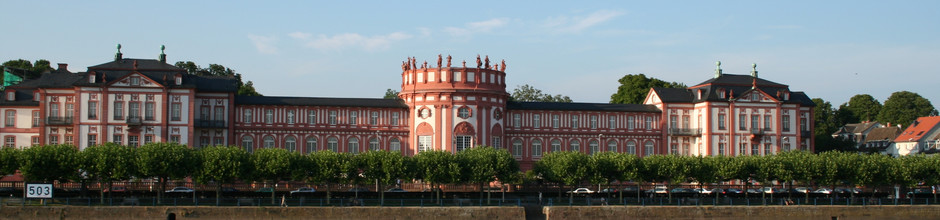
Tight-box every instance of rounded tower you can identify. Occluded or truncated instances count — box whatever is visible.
[399,55,509,154]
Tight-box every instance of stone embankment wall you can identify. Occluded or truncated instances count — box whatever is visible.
[0,206,525,220]
[544,206,940,220]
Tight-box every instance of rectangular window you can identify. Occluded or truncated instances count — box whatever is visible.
[200,137,209,147]
[590,115,597,129]
[718,114,727,130]
[128,135,139,147]
[113,102,123,120]
[609,117,616,129]
[645,117,652,129]
[682,115,690,129]
[4,136,14,148]
[170,135,180,143]
[349,111,358,125]
[739,143,747,155]
[512,141,522,157]
[214,137,223,146]
[718,143,726,156]
[533,114,540,128]
[307,110,316,125]
[50,103,59,117]
[670,116,678,128]
[467,72,475,82]
[214,107,224,121]
[782,115,791,132]
[628,117,635,130]
[144,136,153,145]
[391,112,399,126]
[66,103,74,118]
[65,135,73,145]
[751,115,759,132]
[113,134,123,145]
[571,115,579,129]
[244,109,253,123]
[199,107,209,120]
[88,101,98,119]
[801,116,809,131]
[491,136,501,149]
[751,143,760,156]
[370,111,378,125]
[265,109,273,124]
[4,110,14,127]
[287,109,296,124]
[670,143,678,155]
[145,102,154,120]
[552,115,560,128]
[329,111,337,125]
[739,114,746,130]
[418,135,432,152]
[532,141,542,157]
[88,134,97,147]
[512,114,521,128]
[171,103,181,121]
[129,102,140,117]
[455,135,472,152]
[764,143,772,155]
[32,111,39,127]
[49,135,59,145]
[31,136,39,146]
[764,115,772,130]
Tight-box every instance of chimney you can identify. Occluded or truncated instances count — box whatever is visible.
[57,63,68,72]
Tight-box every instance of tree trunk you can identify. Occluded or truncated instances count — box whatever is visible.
[216,182,222,206]
[158,177,166,204]
[270,181,276,205]
[326,183,332,205]
[380,183,385,206]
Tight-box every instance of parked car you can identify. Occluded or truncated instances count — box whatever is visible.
[907,188,933,197]
[652,186,669,194]
[165,187,194,193]
[622,186,640,193]
[723,188,743,194]
[598,188,619,193]
[103,186,128,193]
[834,188,861,194]
[289,187,316,195]
[221,187,239,193]
[760,187,783,194]
[794,187,813,194]
[255,187,274,193]
[349,187,372,193]
[670,188,694,194]
[385,188,407,192]
[745,188,762,194]
[813,188,833,194]
[694,188,714,194]
[567,188,595,194]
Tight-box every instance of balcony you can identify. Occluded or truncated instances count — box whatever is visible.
[196,119,227,128]
[751,128,768,135]
[800,130,812,137]
[668,127,701,136]
[127,116,142,126]
[46,116,74,125]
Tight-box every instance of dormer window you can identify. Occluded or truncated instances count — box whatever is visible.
[175,75,182,85]
[34,92,39,101]
[751,93,759,101]
[696,90,702,100]
[718,89,726,99]
[89,74,96,83]
[130,77,140,86]
[6,91,13,101]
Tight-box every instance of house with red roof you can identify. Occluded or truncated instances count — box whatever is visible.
[890,116,940,156]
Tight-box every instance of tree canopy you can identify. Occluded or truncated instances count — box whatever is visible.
[610,74,685,104]
[510,84,572,102]
[18,144,81,182]
[174,61,262,96]
[3,59,54,79]
[384,89,401,99]
[837,94,882,123]
[877,91,936,127]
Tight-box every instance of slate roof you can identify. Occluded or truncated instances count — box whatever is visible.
[651,73,815,106]
[864,126,902,142]
[235,96,408,108]
[833,122,880,136]
[506,101,661,112]
[895,116,940,142]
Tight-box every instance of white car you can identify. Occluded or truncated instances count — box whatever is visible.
[289,187,316,195]
[567,188,595,194]
[694,188,714,194]
[165,187,194,193]
[814,188,833,194]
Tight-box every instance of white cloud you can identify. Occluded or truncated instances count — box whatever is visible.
[291,32,413,51]
[444,18,509,37]
[543,10,624,34]
[247,35,278,54]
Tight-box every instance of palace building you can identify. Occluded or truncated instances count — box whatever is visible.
[0,48,814,170]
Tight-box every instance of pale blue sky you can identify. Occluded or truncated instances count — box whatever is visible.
[2,1,938,106]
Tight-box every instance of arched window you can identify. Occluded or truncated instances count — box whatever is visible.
[305,137,317,153]
[551,139,561,152]
[348,137,360,154]
[644,141,654,156]
[607,141,617,153]
[263,136,275,148]
[626,141,636,155]
[570,140,580,153]
[327,137,338,152]
[531,139,542,157]
[512,139,523,157]
[589,140,599,155]
[369,138,379,151]
[390,138,401,152]
[285,136,296,152]
[241,136,253,153]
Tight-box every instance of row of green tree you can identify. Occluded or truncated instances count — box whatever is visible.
[814,92,936,152]
[535,150,940,202]
[0,143,518,205]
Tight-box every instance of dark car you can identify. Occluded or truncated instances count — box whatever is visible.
[221,187,239,193]
[598,188,619,193]
[908,188,934,197]
[255,187,274,193]
[386,188,407,192]
[622,186,640,193]
[103,186,128,193]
